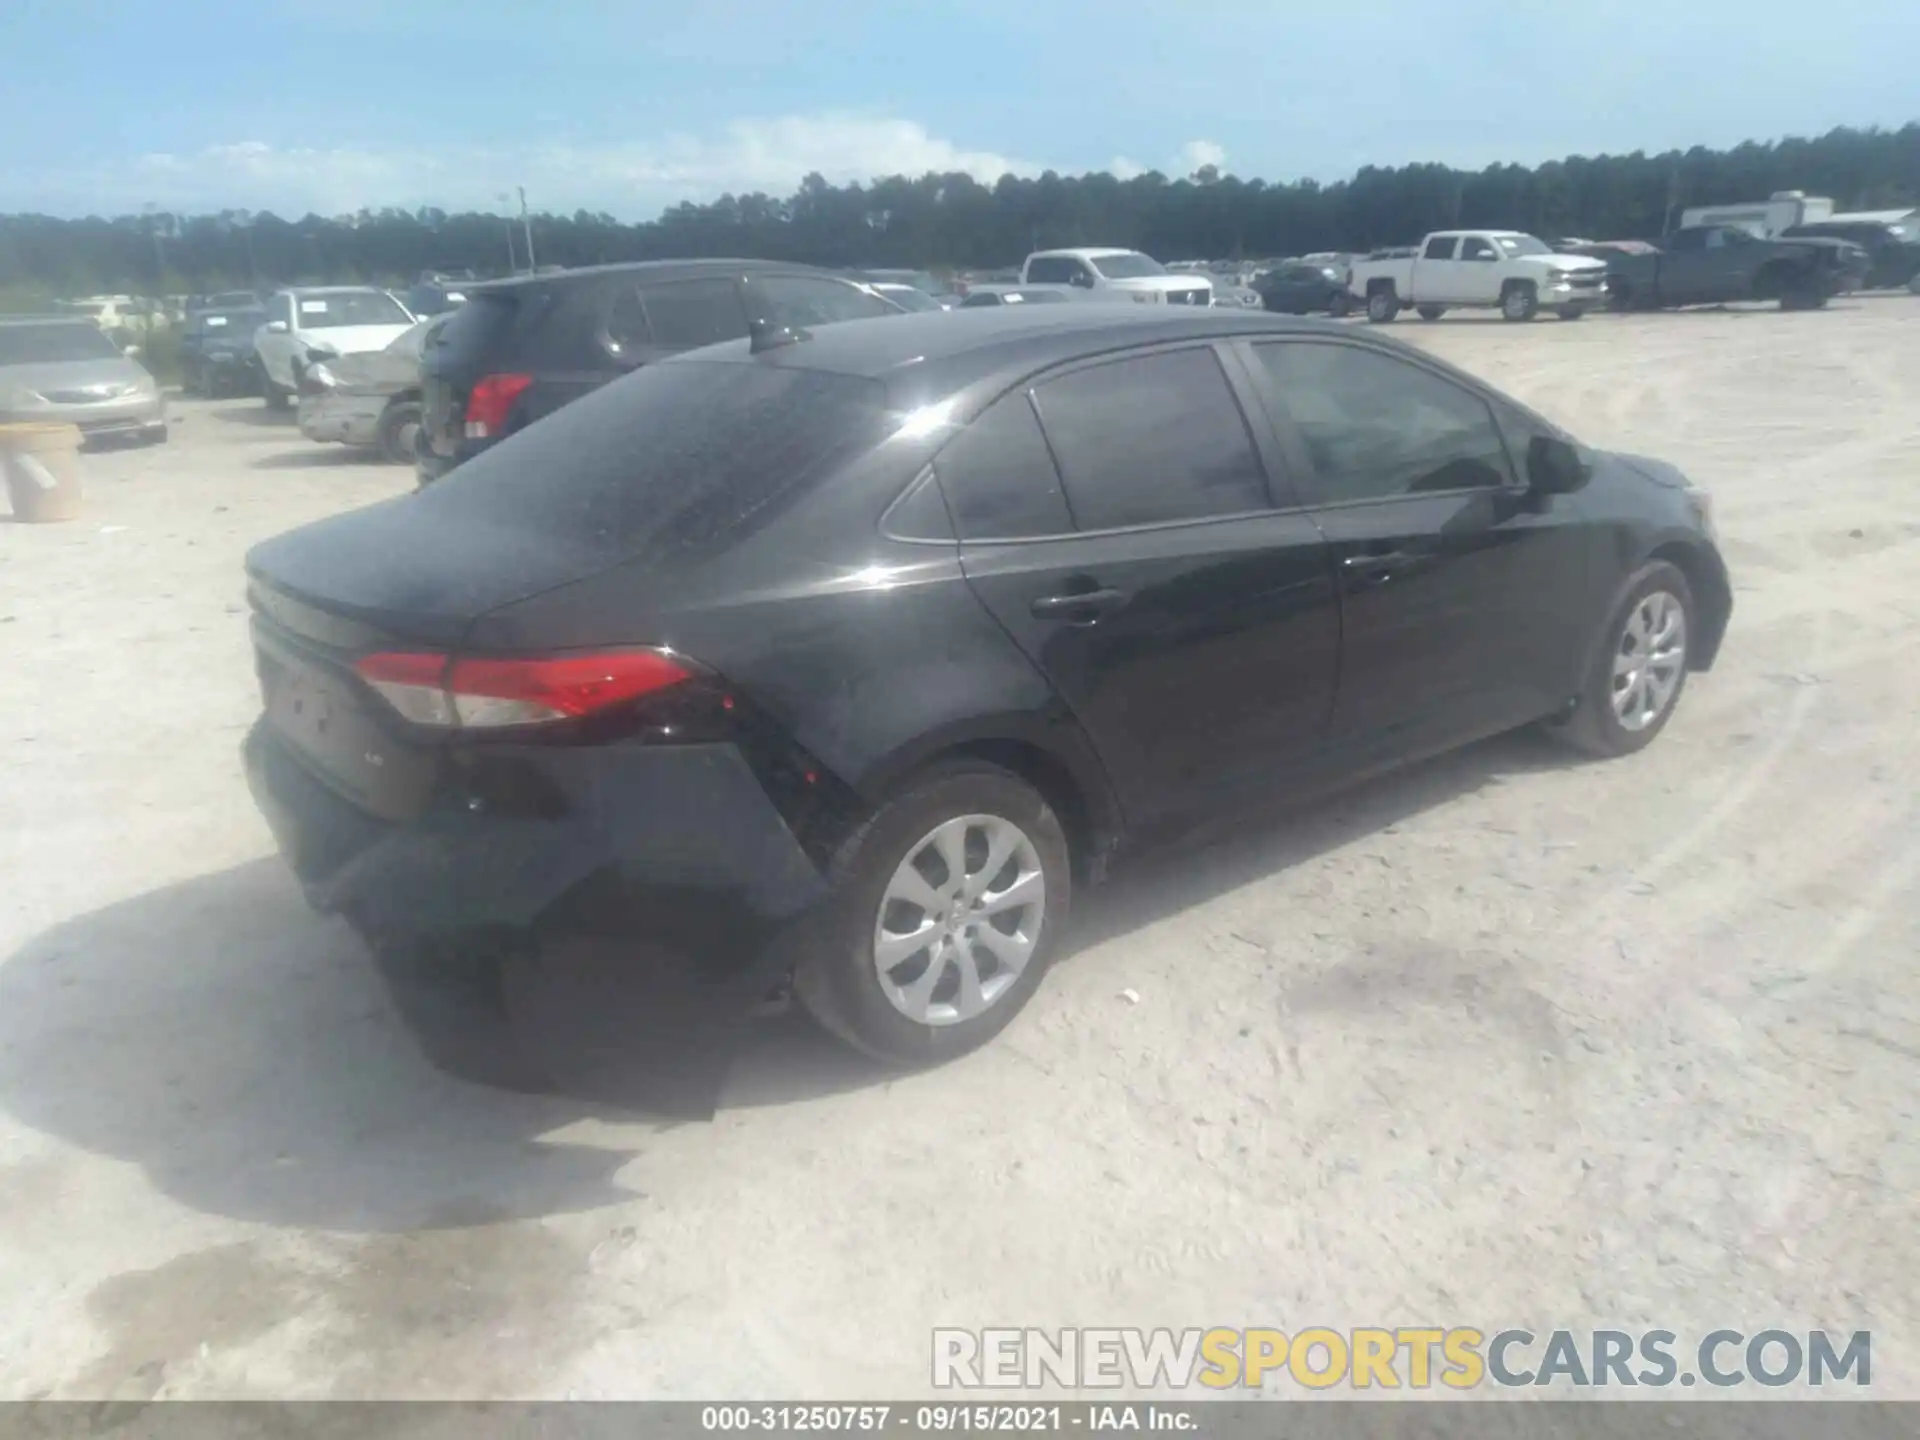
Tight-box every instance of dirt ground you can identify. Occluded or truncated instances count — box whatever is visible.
[1,300,1916,1401]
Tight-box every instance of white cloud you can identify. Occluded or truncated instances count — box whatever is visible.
[1178,139,1228,173]
[31,114,1047,219]
[1109,156,1148,181]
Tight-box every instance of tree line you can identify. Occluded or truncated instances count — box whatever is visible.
[2,122,1915,299]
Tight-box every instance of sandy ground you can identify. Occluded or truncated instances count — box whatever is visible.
[1,299,1916,1401]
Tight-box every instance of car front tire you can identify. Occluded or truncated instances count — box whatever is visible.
[1554,560,1695,758]
[793,760,1071,1066]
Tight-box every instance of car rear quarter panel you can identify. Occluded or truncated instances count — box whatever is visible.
[460,443,1122,844]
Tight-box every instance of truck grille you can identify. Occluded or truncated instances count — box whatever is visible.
[1566,273,1604,290]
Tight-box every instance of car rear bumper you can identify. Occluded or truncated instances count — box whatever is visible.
[242,719,830,995]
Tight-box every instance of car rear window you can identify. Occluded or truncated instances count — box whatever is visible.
[424,290,520,369]
[416,359,891,560]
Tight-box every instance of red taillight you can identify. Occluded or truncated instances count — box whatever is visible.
[463,372,533,439]
[355,649,691,729]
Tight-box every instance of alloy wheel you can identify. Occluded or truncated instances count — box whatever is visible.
[872,814,1045,1027]
[1611,590,1687,731]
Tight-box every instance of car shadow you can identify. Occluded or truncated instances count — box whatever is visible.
[250,449,387,470]
[0,727,1582,1233]
[206,405,296,428]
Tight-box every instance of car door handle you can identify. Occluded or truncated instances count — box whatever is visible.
[1030,587,1127,619]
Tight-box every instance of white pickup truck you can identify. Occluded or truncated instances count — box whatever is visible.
[1020,248,1214,306]
[1347,230,1608,323]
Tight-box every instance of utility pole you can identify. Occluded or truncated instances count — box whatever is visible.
[518,186,536,269]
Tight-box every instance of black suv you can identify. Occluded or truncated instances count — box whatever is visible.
[415,259,904,483]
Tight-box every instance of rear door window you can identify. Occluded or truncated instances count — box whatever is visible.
[749,275,896,329]
[934,391,1073,540]
[1025,256,1075,284]
[1031,348,1271,531]
[1424,236,1461,260]
[636,279,750,349]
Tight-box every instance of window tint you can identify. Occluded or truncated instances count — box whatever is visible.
[422,361,889,560]
[1248,342,1515,502]
[1025,256,1075,284]
[750,275,895,329]
[1458,236,1496,261]
[602,287,652,358]
[1424,236,1460,260]
[1667,228,1706,252]
[637,279,749,349]
[959,292,1002,307]
[1033,348,1270,530]
[934,391,1073,539]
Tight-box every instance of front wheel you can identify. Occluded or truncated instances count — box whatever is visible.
[1327,291,1352,318]
[1553,561,1695,758]
[1779,286,1828,311]
[793,761,1071,1065]
[377,400,423,465]
[1558,305,1587,321]
[1501,284,1539,322]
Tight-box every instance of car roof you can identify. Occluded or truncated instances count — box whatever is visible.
[668,306,1370,405]
[1027,247,1143,260]
[279,285,399,296]
[469,257,838,296]
[0,313,95,327]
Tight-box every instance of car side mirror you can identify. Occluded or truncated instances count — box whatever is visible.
[266,320,289,334]
[1527,434,1591,495]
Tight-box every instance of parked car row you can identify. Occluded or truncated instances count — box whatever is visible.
[1247,221,1896,323]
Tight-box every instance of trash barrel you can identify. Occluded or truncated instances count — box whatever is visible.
[0,422,85,522]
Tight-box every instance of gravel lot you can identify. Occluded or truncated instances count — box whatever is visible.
[2,300,1916,1400]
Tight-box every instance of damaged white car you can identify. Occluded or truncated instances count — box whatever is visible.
[295,317,440,464]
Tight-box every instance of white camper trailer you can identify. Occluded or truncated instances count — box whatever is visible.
[1678,191,1834,238]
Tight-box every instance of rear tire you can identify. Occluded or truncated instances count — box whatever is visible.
[1553,561,1695,759]
[1501,282,1539,322]
[1558,305,1587,321]
[1416,304,1446,321]
[1365,288,1398,323]
[793,760,1071,1066]
[376,399,423,466]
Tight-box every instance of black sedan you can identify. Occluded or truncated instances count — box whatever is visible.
[244,307,1728,1071]
[179,304,266,396]
[1258,260,1355,316]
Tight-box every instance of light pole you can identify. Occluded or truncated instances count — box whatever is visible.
[496,192,518,274]
[518,186,536,269]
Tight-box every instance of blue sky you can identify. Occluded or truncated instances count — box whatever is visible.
[5,0,1915,219]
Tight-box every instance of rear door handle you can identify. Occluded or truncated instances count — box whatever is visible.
[1030,588,1127,619]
